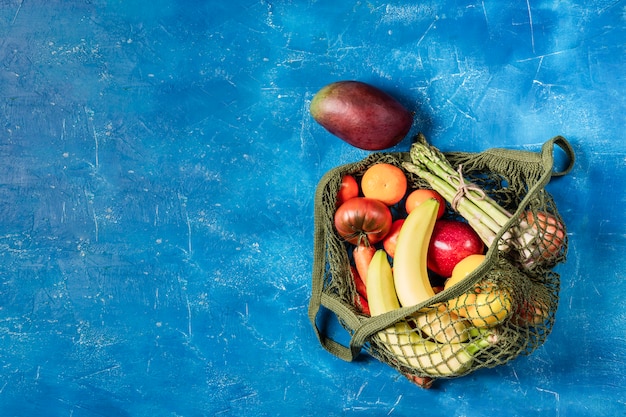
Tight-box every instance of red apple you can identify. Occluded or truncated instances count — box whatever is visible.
[427,220,485,277]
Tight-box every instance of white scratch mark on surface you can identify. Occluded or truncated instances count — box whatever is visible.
[446,99,477,121]
[92,210,99,242]
[388,395,402,415]
[531,79,563,94]
[586,48,596,87]
[591,282,601,296]
[481,1,489,27]
[178,194,192,255]
[93,130,99,168]
[298,96,318,161]
[356,381,367,399]
[516,49,567,63]
[174,270,192,338]
[11,0,23,24]
[526,0,536,54]
[536,387,560,416]
[61,118,66,141]
[416,16,439,46]
[84,107,99,168]
[79,364,121,379]
[84,188,99,242]
[230,392,257,403]
[511,367,529,395]
[453,47,464,76]
[532,55,544,84]
[137,119,154,136]
[596,0,621,15]
[186,296,192,338]
[185,215,192,255]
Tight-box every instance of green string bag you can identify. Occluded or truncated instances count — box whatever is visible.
[308,134,575,387]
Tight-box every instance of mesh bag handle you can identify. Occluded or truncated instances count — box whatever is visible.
[308,163,364,361]
[308,136,575,362]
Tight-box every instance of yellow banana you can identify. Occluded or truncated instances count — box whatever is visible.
[392,198,439,308]
[378,323,494,376]
[366,249,497,377]
[366,249,402,315]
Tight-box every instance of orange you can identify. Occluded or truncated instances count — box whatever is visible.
[406,189,446,218]
[361,163,407,206]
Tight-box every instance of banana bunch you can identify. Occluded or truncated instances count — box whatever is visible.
[366,199,500,377]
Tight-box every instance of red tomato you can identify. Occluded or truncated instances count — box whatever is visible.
[334,197,392,245]
[337,174,359,206]
[382,219,405,258]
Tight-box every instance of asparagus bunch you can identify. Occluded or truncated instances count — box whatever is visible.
[403,139,513,251]
[402,137,566,269]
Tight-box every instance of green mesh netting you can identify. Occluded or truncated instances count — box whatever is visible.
[308,134,575,387]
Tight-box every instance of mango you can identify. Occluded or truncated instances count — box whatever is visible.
[309,81,413,150]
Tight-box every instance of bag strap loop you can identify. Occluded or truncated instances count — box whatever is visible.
[542,135,576,177]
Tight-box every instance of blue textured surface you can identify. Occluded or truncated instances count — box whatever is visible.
[0,1,624,416]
